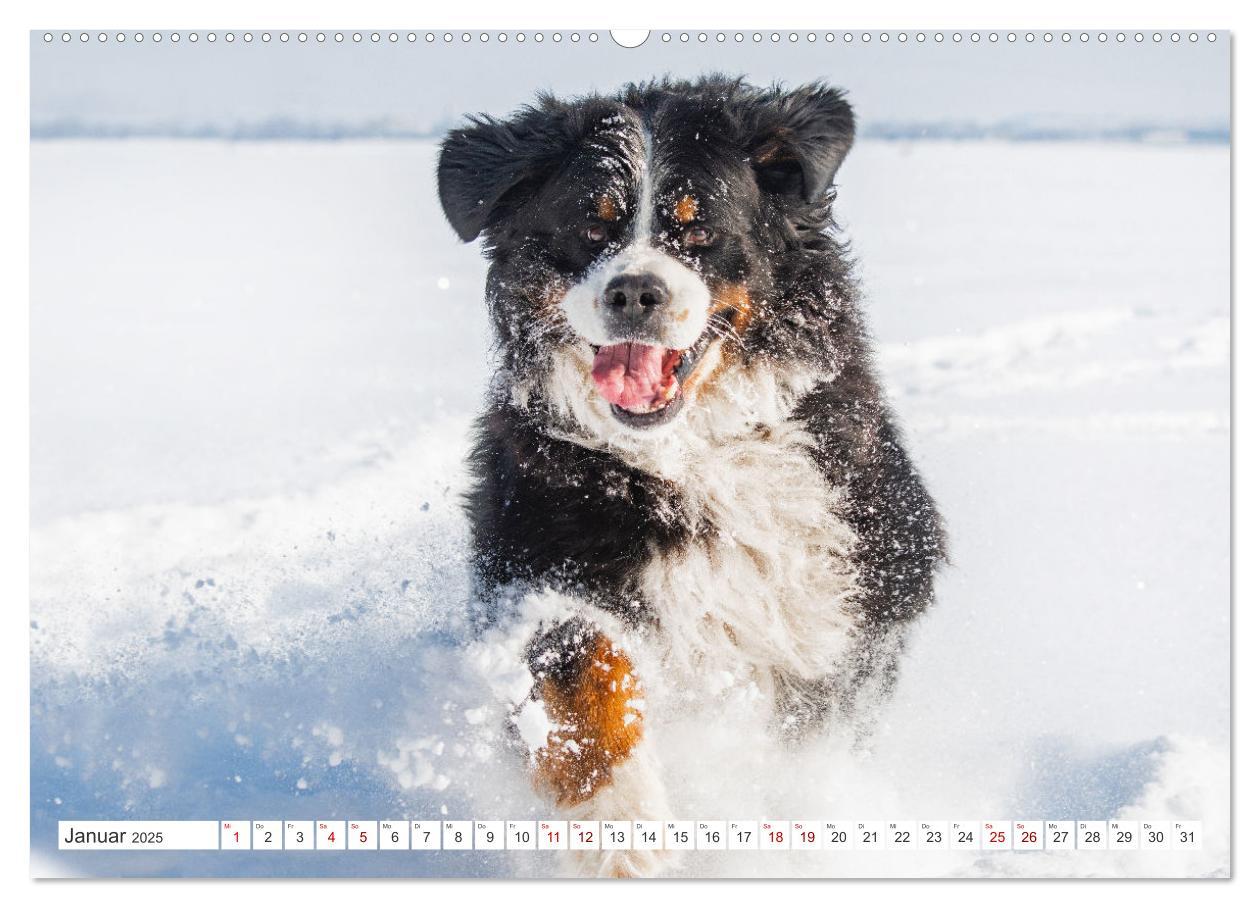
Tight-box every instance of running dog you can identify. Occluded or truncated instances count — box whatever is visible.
[438,76,945,876]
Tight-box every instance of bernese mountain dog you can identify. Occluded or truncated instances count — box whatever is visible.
[438,75,945,877]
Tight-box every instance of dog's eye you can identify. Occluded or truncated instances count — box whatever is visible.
[584,224,609,244]
[683,225,715,247]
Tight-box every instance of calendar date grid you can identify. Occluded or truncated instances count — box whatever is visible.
[58,819,1202,852]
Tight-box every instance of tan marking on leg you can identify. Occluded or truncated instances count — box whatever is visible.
[532,634,644,807]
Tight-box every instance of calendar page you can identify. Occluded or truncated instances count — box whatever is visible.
[29,26,1230,880]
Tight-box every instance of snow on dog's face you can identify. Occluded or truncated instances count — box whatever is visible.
[438,77,857,445]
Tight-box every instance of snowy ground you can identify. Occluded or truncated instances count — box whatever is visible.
[30,138,1230,877]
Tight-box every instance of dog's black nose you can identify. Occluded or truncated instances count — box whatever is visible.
[604,272,671,314]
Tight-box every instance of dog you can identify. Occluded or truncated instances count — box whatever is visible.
[438,76,945,876]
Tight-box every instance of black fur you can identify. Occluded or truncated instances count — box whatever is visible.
[439,75,945,727]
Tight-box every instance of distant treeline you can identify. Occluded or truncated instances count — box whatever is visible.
[30,117,1231,145]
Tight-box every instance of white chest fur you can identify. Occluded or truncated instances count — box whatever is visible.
[634,420,863,683]
[520,344,864,684]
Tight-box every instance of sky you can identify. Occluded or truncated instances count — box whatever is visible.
[30,30,1230,135]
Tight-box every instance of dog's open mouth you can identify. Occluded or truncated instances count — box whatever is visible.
[591,336,712,428]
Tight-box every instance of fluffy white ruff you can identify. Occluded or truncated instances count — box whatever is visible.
[510,345,863,684]
[636,425,863,681]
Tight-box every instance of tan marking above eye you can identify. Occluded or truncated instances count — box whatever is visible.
[596,195,618,222]
[674,195,699,224]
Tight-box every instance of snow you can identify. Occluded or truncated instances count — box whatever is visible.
[30,139,1229,877]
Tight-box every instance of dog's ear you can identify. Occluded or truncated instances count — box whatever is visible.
[437,111,556,243]
[746,83,855,203]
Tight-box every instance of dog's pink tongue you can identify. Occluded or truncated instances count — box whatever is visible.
[592,342,669,410]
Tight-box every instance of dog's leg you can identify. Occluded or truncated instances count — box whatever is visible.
[525,618,672,878]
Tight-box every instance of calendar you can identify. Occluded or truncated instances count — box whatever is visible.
[58,819,1204,852]
[27,16,1232,883]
